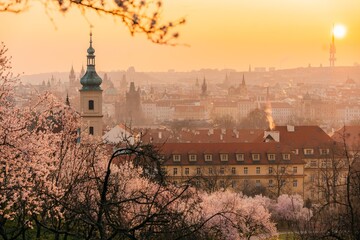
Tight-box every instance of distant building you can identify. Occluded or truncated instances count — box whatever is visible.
[228,74,248,98]
[123,82,144,124]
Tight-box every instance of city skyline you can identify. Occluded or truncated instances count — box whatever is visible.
[1,0,360,75]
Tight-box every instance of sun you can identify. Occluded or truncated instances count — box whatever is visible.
[333,24,347,39]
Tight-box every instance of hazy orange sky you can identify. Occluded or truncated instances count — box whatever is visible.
[1,0,360,75]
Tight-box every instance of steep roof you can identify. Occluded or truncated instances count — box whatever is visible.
[254,126,333,148]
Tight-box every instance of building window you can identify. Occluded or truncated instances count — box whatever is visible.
[320,149,329,155]
[220,180,225,188]
[185,168,189,175]
[220,154,228,161]
[173,168,178,176]
[88,100,94,110]
[304,148,314,155]
[89,126,94,135]
[255,180,261,187]
[209,167,213,175]
[256,167,260,174]
[220,167,225,175]
[268,179,273,187]
[283,154,290,160]
[268,154,276,161]
[189,154,197,162]
[310,174,315,183]
[280,179,286,186]
[173,154,181,162]
[293,179,298,187]
[268,167,273,174]
[310,160,317,167]
[321,159,327,168]
[244,167,248,174]
[236,153,244,161]
[231,167,236,175]
[204,154,212,161]
[196,168,201,175]
[280,167,285,173]
[231,180,236,188]
[293,166,298,174]
[252,154,260,161]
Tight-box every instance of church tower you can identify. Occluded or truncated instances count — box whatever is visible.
[69,65,76,87]
[201,77,208,98]
[79,32,103,136]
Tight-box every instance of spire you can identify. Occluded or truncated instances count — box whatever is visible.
[80,31,102,91]
[242,74,245,86]
[65,93,70,106]
[195,77,199,87]
[201,77,207,96]
[69,65,76,80]
[79,65,85,79]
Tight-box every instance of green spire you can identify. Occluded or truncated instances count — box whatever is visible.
[80,31,102,91]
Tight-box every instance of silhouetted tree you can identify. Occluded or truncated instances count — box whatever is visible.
[240,108,269,129]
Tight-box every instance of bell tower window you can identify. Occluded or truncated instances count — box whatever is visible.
[89,100,94,110]
[89,126,94,135]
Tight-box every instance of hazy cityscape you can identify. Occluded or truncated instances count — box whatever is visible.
[1,0,360,239]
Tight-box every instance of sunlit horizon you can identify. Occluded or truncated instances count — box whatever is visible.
[1,0,360,75]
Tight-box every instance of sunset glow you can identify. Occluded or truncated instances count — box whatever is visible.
[0,0,359,74]
[333,24,347,39]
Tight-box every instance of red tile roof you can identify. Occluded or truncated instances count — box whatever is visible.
[158,142,305,166]
[254,126,333,148]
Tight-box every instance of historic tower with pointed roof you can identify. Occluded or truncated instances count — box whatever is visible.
[79,32,103,136]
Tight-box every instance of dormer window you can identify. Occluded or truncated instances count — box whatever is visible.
[220,154,228,161]
[304,148,314,155]
[173,154,181,162]
[88,100,94,110]
[252,153,260,161]
[320,149,330,155]
[189,154,197,162]
[204,154,212,162]
[267,154,276,161]
[236,153,244,161]
[283,154,290,160]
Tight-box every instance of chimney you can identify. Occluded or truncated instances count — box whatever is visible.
[158,131,162,139]
[287,125,295,132]
[208,128,214,135]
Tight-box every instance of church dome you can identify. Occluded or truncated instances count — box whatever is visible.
[87,45,95,55]
[80,71,102,90]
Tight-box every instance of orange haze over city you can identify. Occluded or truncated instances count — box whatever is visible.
[1,0,360,74]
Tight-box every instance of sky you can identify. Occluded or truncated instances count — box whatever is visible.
[1,0,360,75]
